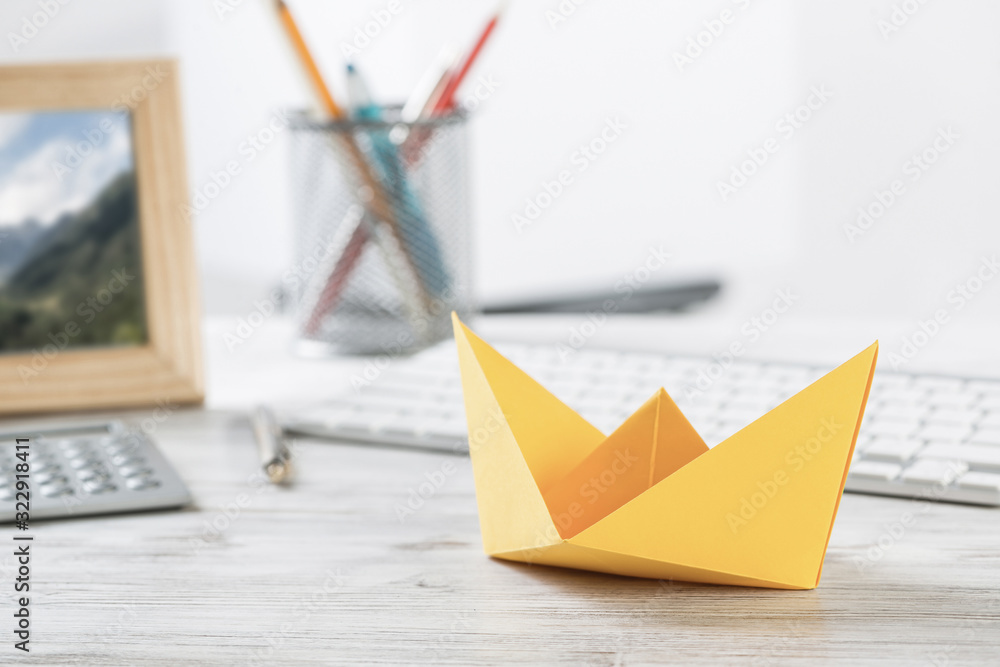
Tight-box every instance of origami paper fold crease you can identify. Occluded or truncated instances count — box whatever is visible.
[452,314,878,590]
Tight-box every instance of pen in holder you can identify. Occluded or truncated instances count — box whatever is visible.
[289,108,473,355]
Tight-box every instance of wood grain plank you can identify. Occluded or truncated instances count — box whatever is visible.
[2,408,997,665]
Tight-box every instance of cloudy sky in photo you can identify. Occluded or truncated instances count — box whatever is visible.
[0,109,134,229]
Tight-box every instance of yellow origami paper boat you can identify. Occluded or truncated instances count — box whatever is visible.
[452,315,878,590]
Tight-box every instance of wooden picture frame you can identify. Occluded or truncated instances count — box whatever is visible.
[0,60,203,415]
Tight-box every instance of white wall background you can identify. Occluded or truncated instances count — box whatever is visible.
[1,0,998,323]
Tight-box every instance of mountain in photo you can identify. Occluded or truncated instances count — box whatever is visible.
[0,219,46,283]
[0,170,148,352]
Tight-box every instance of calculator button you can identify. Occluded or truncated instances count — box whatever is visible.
[40,483,74,497]
[69,456,103,470]
[108,436,143,452]
[111,454,145,467]
[76,467,111,483]
[106,440,140,453]
[82,480,116,495]
[62,445,96,458]
[35,472,69,486]
[118,465,154,478]
[126,477,161,491]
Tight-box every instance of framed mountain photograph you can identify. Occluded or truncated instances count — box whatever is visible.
[0,60,202,414]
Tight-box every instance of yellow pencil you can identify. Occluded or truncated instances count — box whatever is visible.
[274,0,345,119]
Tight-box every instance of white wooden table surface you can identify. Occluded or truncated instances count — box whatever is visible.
[6,405,997,666]
[5,314,1000,665]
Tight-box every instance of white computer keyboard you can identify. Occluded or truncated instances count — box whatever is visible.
[288,341,1000,506]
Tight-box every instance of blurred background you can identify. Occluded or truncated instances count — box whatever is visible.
[3,0,997,339]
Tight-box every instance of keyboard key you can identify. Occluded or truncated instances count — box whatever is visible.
[686,415,717,432]
[863,438,924,463]
[865,420,919,438]
[715,420,747,438]
[678,403,718,421]
[967,379,1000,394]
[719,407,766,426]
[760,365,815,383]
[412,416,466,439]
[901,459,967,486]
[726,393,779,414]
[336,417,389,435]
[572,397,625,417]
[912,377,966,392]
[969,429,1000,446]
[853,434,874,451]
[849,461,902,481]
[870,374,912,391]
[879,388,928,404]
[978,395,1000,411]
[978,413,1000,429]
[301,406,353,427]
[956,471,1000,493]
[925,407,982,426]
[928,391,978,408]
[921,443,1000,471]
[546,381,587,401]
[873,404,926,422]
[916,423,972,443]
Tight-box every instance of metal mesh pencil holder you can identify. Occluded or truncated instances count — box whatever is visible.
[289,108,473,355]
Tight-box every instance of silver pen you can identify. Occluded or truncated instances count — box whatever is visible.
[251,405,294,484]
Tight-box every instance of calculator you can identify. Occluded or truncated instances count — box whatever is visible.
[0,421,192,522]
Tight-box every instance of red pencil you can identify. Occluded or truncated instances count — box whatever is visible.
[303,223,369,336]
[433,1,505,114]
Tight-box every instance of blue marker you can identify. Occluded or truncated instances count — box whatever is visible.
[345,63,450,297]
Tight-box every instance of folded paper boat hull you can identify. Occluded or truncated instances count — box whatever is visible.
[493,542,808,590]
[452,314,878,590]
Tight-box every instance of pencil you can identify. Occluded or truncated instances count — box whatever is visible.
[433,1,506,114]
[271,0,433,321]
[275,0,345,119]
[401,3,505,166]
[401,45,460,123]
